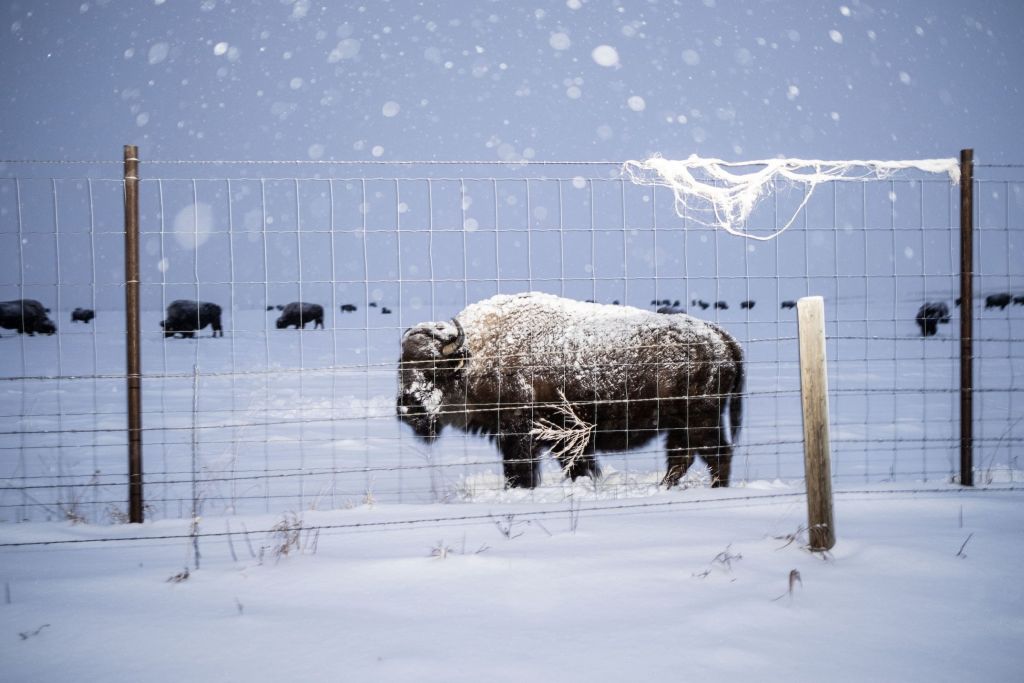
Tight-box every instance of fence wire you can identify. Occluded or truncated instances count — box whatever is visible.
[0,161,1021,523]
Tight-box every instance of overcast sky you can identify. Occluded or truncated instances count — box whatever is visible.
[3,0,1023,163]
[1,0,1022,315]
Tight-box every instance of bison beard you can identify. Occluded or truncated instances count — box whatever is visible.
[397,292,744,489]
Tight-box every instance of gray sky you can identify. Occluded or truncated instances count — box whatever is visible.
[1,0,1022,315]
[3,0,1023,163]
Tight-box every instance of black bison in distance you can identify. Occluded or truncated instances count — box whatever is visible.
[71,307,95,324]
[985,293,1012,310]
[915,302,951,337]
[0,299,57,335]
[276,302,324,329]
[161,300,223,338]
[397,292,744,489]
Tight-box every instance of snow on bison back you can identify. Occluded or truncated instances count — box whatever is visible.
[397,292,744,489]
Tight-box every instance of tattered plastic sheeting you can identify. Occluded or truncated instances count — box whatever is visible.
[622,154,961,240]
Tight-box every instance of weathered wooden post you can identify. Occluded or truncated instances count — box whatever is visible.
[797,296,835,551]
[124,145,143,523]
[959,148,974,487]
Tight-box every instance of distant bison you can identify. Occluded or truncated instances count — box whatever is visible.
[161,300,223,338]
[740,300,755,310]
[915,302,951,337]
[657,305,686,314]
[340,304,358,313]
[71,307,95,324]
[0,299,57,335]
[1014,296,1024,306]
[691,299,710,310]
[276,302,324,329]
[398,292,744,489]
[781,300,797,310]
[985,293,1012,310]
[714,301,729,310]
[381,307,393,314]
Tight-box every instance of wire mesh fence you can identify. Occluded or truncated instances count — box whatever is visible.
[0,158,1021,523]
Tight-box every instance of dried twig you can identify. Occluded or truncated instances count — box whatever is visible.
[530,390,595,477]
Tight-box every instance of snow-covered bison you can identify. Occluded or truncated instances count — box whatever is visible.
[0,299,56,335]
[397,292,744,489]
[160,300,223,338]
[275,302,324,329]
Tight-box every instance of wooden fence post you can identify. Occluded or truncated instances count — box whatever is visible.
[797,296,835,551]
[124,145,143,523]
[959,148,974,487]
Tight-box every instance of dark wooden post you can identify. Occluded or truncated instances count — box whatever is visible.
[959,149,974,487]
[797,296,835,551]
[124,145,144,522]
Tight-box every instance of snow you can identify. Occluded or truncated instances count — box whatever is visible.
[1,486,1022,681]
[591,45,620,68]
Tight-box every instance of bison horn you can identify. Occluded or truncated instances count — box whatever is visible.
[441,317,465,356]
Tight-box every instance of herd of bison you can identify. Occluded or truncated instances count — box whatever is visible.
[1,292,1022,338]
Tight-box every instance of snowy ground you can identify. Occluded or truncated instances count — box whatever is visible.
[1,484,1022,681]
[1,291,1022,679]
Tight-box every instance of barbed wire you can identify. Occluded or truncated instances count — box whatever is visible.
[1,486,1020,548]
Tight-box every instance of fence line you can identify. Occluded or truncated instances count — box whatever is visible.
[0,155,1022,523]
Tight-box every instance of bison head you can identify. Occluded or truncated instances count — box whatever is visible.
[396,318,466,441]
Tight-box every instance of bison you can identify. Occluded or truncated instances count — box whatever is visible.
[276,302,324,329]
[0,299,57,335]
[781,300,797,310]
[915,302,951,337]
[714,301,729,310]
[161,300,223,338]
[985,293,1012,310]
[71,307,95,324]
[740,300,755,310]
[340,303,358,313]
[1014,295,1024,306]
[397,292,744,489]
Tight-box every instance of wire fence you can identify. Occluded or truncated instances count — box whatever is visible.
[0,158,1021,523]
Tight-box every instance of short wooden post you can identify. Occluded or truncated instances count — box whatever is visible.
[797,296,835,551]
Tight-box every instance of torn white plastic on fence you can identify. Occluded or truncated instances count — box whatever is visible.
[622,154,961,240]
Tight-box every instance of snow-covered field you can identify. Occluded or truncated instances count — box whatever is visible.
[1,485,1022,681]
[1,292,1022,680]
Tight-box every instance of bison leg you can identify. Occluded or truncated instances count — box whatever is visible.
[662,429,696,488]
[556,450,601,482]
[701,439,733,488]
[498,429,541,489]
[663,406,733,488]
